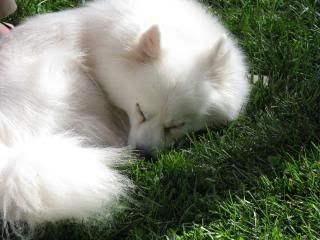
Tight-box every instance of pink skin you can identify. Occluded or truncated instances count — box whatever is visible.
[0,23,13,37]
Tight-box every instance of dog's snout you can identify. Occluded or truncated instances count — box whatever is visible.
[135,145,153,159]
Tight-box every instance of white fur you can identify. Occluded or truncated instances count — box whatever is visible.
[0,135,130,225]
[0,0,249,227]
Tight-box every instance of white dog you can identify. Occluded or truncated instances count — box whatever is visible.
[0,0,249,227]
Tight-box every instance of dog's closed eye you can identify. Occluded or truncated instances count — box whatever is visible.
[136,103,146,123]
[164,122,185,133]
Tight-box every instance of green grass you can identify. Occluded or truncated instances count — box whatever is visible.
[3,0,320,239]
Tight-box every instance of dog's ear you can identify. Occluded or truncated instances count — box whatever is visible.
[136,25,161,60]
[199,36,249,123]
[200,36,231,77]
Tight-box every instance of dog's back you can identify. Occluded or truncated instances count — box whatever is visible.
[0,6,131,227]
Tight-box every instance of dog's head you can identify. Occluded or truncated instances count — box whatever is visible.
[105,25,249,154]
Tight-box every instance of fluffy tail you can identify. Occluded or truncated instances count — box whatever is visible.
[0,134,132,226]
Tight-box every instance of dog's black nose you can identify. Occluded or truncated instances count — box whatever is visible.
[135,145,154,159]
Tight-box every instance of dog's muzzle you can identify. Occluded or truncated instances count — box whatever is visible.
[135,144,154,159]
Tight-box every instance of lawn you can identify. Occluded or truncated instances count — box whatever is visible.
[3,0,320,239]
